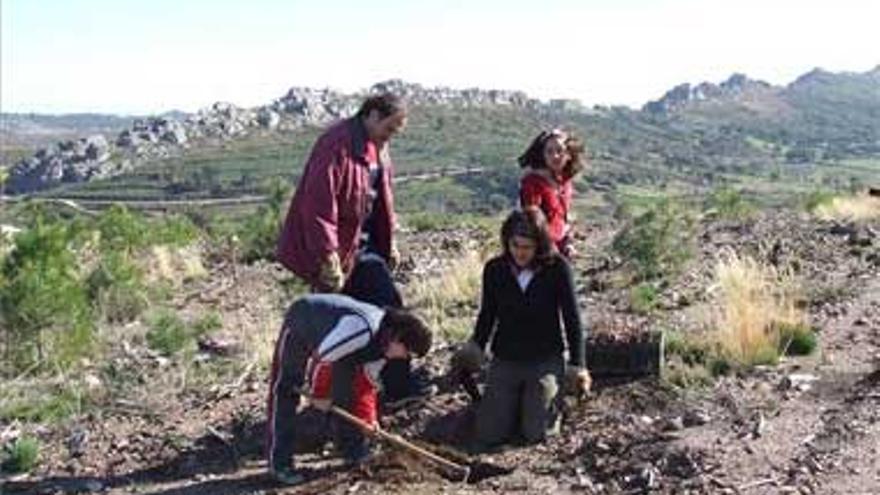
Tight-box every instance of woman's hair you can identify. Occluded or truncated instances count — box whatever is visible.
[500,207,558,267]
[356,93,407,120]
[381,308,432,357]
[517,129,586,179]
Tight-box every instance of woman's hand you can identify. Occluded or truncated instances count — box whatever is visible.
[565,366,592,395]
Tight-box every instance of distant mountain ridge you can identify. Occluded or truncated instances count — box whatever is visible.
[3,65,879,195]
[643,66,880,115]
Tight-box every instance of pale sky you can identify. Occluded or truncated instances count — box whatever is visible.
[1,0,878,115]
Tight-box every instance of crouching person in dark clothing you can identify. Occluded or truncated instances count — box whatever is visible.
[453,208,591,450]
[266,293,432,485]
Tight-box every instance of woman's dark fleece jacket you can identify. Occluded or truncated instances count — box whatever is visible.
[471,254,585,367]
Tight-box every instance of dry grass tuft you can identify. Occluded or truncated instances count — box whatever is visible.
[709,250,806,366]
[142,245,208,286]
[405,249,485,342]
[814,193,880,222]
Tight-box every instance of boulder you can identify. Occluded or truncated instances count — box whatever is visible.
[84,135,110,162]
[257,108,281,129]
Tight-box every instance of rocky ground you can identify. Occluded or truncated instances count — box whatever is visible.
[2,211,879,495]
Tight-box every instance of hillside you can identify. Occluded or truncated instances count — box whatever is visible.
[3,66,878,214]
[643,66,880,160]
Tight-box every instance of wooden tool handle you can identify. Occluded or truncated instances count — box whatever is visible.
[328,404,470,480]
[294,386,471,481]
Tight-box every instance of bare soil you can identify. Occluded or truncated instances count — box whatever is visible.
[3,213,879,495]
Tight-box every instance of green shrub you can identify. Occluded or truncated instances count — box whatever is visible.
[146,310,191,356]
[86,251,148,323]
[145,309,222,357]
[238,179,287,262]
[707,356,733,376]
[612,199,696,281]
[404,211,497,233]
[406,212,461,232]
[705,187,755,220]
[96,206,198,252]
[663,330,733,387]
[664,331,710,367]
[803,190,836,212]
[396,177,477,214]
[777,322,819,356]
[1,436,40,474]
[96,205,149,253]
[0,383,87,423]
[0,218,94,375]
[663,358,714,389]
[191,311,222,337]
[751,346,781,366]
[154,215,199,246]
[629,283,659,314]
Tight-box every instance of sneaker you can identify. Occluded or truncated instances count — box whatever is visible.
[343,442,374,466]
[271,465,305,486]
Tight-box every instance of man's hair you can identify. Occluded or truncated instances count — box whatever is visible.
[381,308,432,357]
[500,207,558,267]
[517,129,585,180]
[356,93,407,120]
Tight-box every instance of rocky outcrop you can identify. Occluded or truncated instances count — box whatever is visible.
[642,73,773,114]
[6,80,544,194]
[6,134,135,193]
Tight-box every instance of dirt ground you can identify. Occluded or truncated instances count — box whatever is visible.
[2,213,879,495]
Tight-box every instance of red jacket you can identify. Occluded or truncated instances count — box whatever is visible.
[276,118,395,286]
[519,169,573,249]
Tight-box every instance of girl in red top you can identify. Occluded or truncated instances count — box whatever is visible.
[518,129,585,258]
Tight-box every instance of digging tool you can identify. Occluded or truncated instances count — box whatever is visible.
[293,386,471,482]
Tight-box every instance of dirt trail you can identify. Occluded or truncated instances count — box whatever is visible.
[671,276,880,495]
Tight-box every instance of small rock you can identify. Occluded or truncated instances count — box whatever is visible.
[67,429,89,457]
[83,373,102,391]
[664,416,685,431]
[197,336,242,357]
[752,412,766,438]
[778,373,819,391]
[685,410,712,426]
[754,381,774,395]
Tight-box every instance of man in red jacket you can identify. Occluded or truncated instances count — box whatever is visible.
[276,93,405,300]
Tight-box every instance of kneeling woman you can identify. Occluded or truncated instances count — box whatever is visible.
[461,208,590,448]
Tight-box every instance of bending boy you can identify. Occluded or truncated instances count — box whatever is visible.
[266,293,432,485]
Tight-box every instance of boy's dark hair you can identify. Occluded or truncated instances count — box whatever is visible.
[381,308,432,357]
[517,129,585,180]
[500,207,558,268]
[356,93,407,120]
